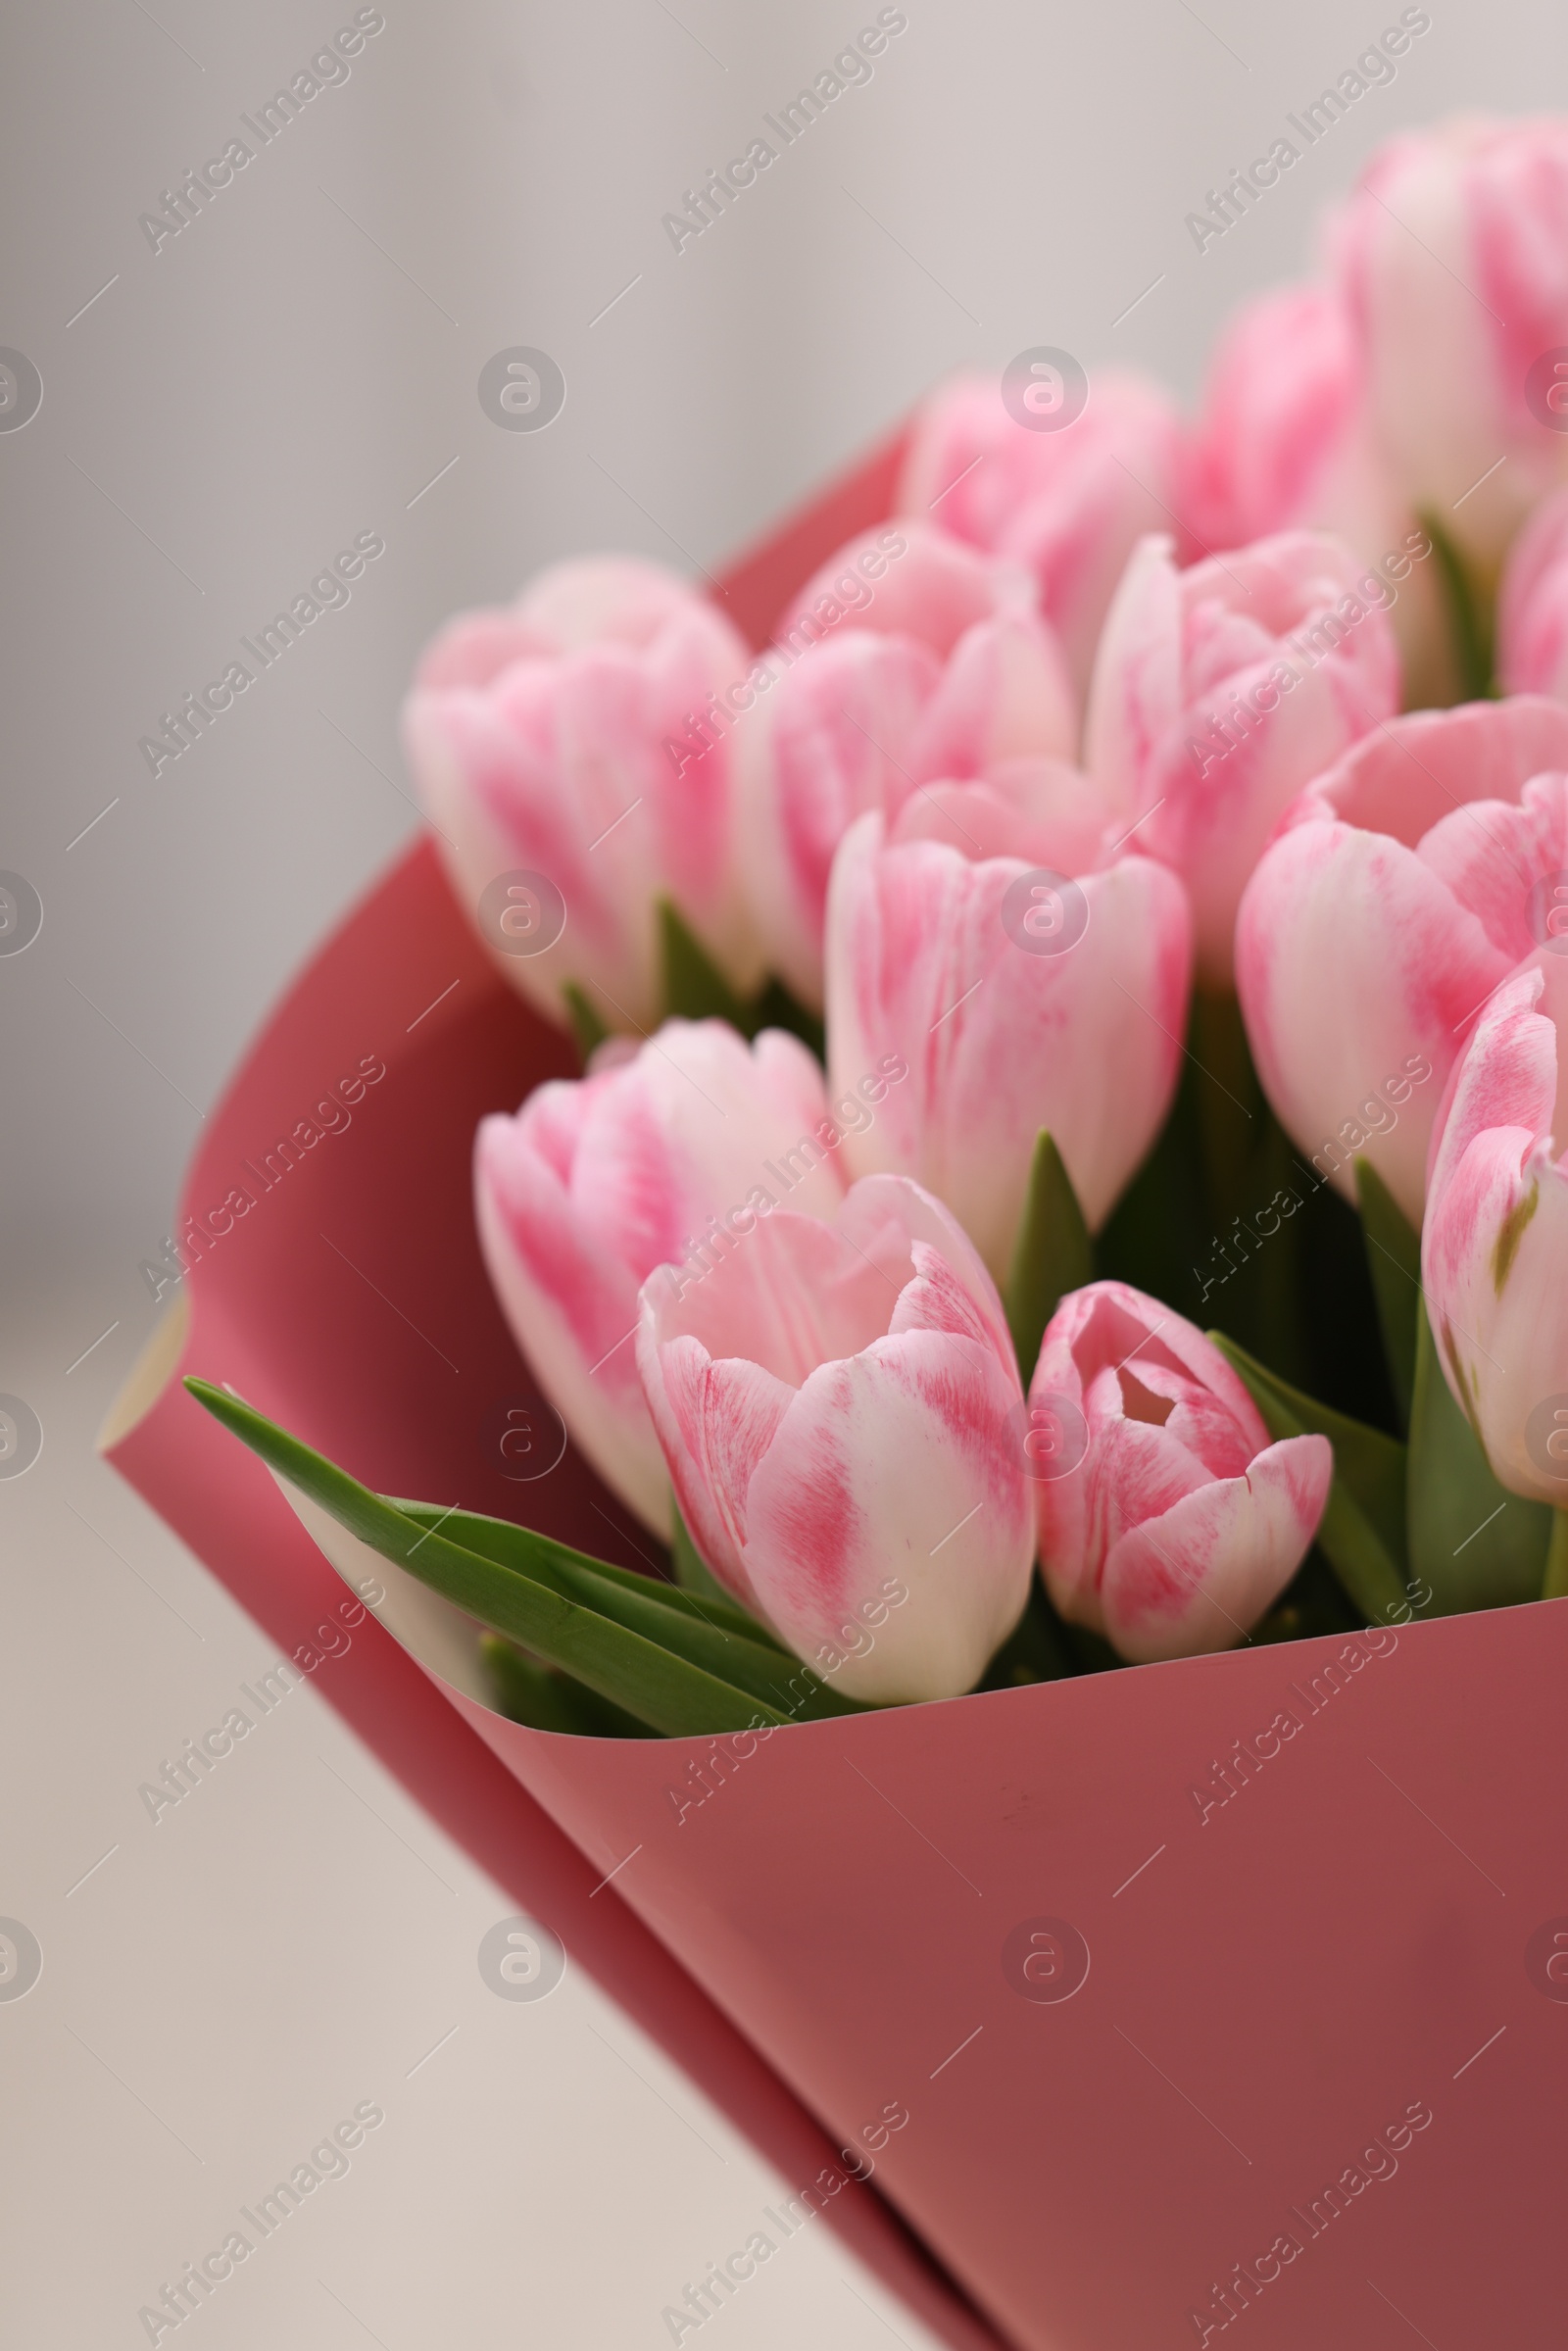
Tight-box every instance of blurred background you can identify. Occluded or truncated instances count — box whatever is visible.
[5,1,1567,2341]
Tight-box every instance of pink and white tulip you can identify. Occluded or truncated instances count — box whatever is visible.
[740,522,1077,1007]
[475,1019,849,1535]
[825,783,1193,1281]
[1085,529,1401,985]
[1178,284,1452,707]
[1236,697,1568,1226]
[636,1175,1034,1700]
[898,370,1185,694]
[404,556,760,1034]
[1330,114,1568,571]
[1423,955,1568,1504]
[1499,489,1568,704]
[1031,1282,1332,1662]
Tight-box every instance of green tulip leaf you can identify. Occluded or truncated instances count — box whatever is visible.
[1354,1155,1421,1429]
[184,1378,842,1736]
[563,982,611,1063]
[393,1497,776,1647]
[1406,1303,1551,1610]
[479,1634,648,1738]
[1005,1130,1094,1385]
[658,898,755,1030]
[1209,1334,1410,1624]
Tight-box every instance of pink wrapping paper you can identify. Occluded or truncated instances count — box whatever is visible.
[107,423,1568,2350]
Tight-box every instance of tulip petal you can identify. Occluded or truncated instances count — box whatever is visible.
[1237,816,1501,1225]
[742,1331,1034,1701]
[1100,1435,1332,1662]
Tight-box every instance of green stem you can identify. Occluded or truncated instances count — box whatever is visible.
[1544,1510,1568,1601]
[1420,512,1495,702]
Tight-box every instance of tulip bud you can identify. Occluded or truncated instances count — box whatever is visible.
[1423,955,1568,1505]
[404,557,761,1034]
[475,1020,848,1535]
[824,787,1193,1282]
[1031,1281,1331,1662]
[636,1175,1035,1701]
[1330,115,1568,571]
[1085,530,1401,986]
[740,523,1076,1008]
[1236,697,1568,1226]
[899,369,1185,694]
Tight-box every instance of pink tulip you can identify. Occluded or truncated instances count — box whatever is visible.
[898,370,1185,695]
[1423,955,1568,1504]
[1236,697,1568,1227]
[404,556,761,1034]
[1031,1282,1331,1662]
[1181,286,1364,559]
[1179,284,1452,707]
[1085,529,1401,985]
[1499,488,1568,703]
[740,522,1076,1007]
[636,1175,1034,1700]
[475,1019,849,1535]
[1330,115,1568,569]
[824,787,1192,1281]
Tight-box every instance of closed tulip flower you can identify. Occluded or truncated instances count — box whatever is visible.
[1423,955,1568,1505]
[475,1019,849,1536]
[740,522,1076,1007]
[636,1175,1034,1701]
[899,369,1185,695]
[1085,529,1401,985]
[1236,697,1568,1226]
[1330,114,1568,572]
[1179,284,1452,708]
[1031,1282,1331,1662]
[824,779,1192,1282]
[404,556,761,1035]
[1498,488,1568,704]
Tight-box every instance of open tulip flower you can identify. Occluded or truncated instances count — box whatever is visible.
[1030,1283,1332,1663]
[1085,529,1401,986]
[898,368,1184,696]
[403,555,761,1034]
[824,777,1192,1282]
[1237,696,1568,1227]
[636,1175,1035,1702]
[475,1019,850,1536]
[1423,955,1568,1510]
[739,521,1076,1006]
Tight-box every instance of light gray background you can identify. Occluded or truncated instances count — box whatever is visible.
[4,2,1565,2342]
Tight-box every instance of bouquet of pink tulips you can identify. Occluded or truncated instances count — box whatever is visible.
[193,110,1568,1743]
